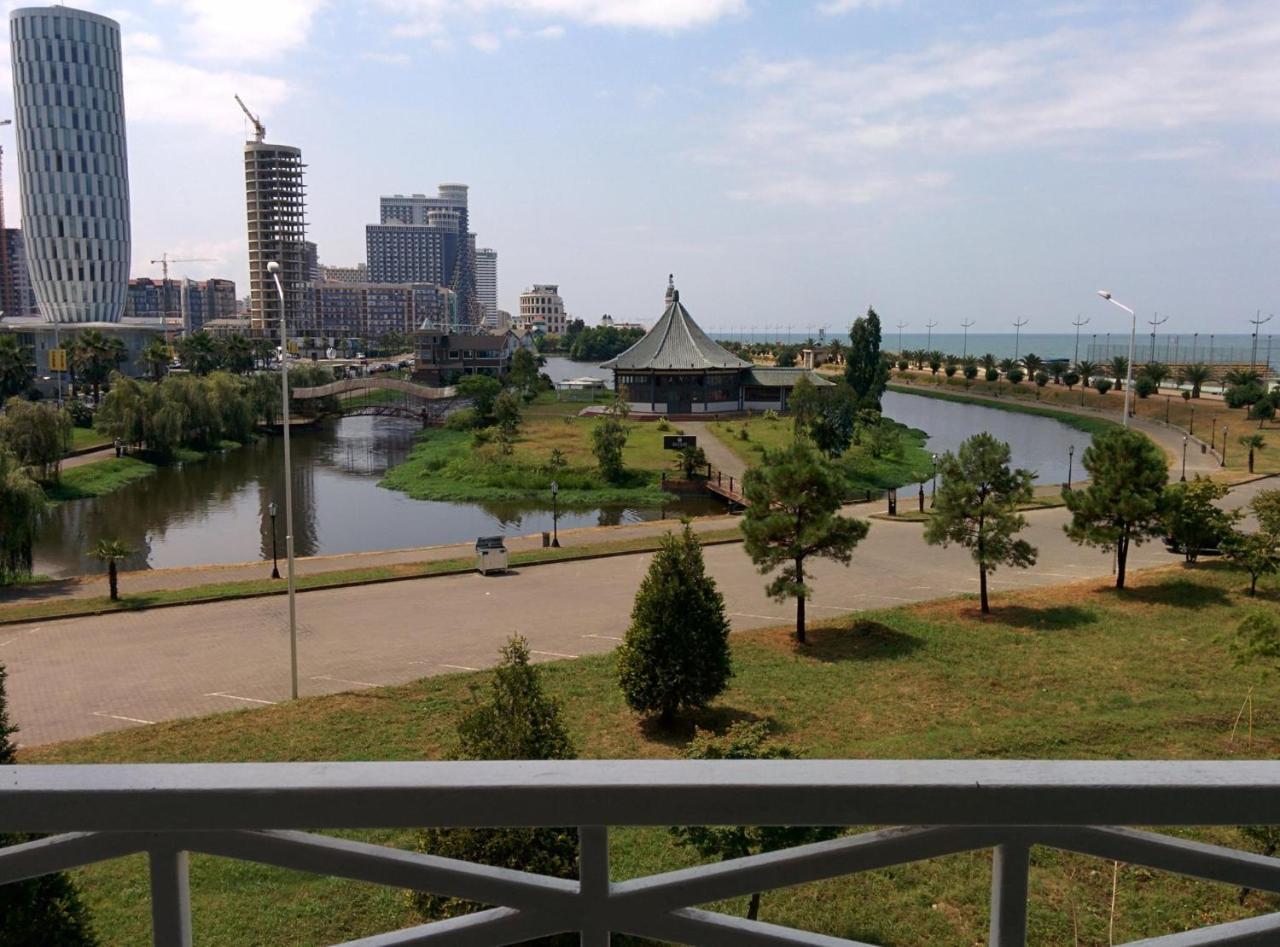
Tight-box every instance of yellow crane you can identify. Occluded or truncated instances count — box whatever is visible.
[150,252,216,343]
[234,94,265,143]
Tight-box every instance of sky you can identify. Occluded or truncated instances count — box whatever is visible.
[1,0,1278,335]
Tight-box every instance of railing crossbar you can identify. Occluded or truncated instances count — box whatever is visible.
[630,905,878,947]
[336,906,559,947]
[1119,910,1280,946]
[0,830,149,885]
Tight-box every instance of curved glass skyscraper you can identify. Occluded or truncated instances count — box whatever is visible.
[9,6,130,324]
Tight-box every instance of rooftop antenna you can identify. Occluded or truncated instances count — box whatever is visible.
[234,94,265,142]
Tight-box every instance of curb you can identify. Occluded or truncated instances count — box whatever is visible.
[0,534,746,628]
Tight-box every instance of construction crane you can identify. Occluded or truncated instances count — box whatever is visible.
[151,252,216,343]
[234,94,265,142]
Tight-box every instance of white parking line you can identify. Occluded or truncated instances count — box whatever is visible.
[438,663,480,672]
[310,675,378,688]
[91,711,155,725]
[729,611,788,621]
[582,634,624,641]
[531,650,579,659]
[0,639,15,647]
[206,692,277,705]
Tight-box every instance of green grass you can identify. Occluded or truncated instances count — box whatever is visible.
[709,415,935,494]
[887,383,1118,437]
[66,427,110,453]
[0,527,745,624]
[43,456,156,501]
[381,416,681,505]
[19,562,1280,945]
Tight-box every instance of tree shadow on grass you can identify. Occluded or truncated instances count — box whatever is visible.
[983,604,1096,632]
[638,704,769,749]
[0,577,81,604]
[796,619,924,664]
[1109,578,1232,609]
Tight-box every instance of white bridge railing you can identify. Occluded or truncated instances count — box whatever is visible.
[4,760,1280,946]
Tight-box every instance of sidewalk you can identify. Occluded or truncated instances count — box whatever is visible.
[678,420,747,480]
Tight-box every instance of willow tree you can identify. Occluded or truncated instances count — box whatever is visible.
[0,449,44,584]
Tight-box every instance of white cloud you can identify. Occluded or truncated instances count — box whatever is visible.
[534,24,566,38]
[123,31,164,54]
[709,1,1280,204]
[172,0,326,62]
[124,56,290,135]
[360,51,412,65]
[470,32,502,52]
[380,0,743,40]
[817,0,904,14]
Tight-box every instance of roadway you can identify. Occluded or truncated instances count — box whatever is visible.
[7,481,1273,748]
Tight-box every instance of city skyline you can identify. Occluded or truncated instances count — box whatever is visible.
[0,0,1277,332]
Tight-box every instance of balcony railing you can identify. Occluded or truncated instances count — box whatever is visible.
[4,760,1280,946]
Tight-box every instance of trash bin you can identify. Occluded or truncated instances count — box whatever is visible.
[542,531,551,548]
[475,536,508,575]
[1201,443,1207,454]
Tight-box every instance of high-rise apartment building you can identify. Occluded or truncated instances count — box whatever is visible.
[9,6,131,323]
[519,284,569,336]
[475,247,498,329]
[366,185,478,325]
[245,141,308,335]
[305,282,444,342]
[1,229,37,318]
[318,262,368,283]
[126,277,236,334]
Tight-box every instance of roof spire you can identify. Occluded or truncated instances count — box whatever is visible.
[665,273,678,304]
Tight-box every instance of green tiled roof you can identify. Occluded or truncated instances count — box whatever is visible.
[744,367,836,387]
[601,284,750,371]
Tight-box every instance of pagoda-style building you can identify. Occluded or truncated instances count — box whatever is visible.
[602,277,831,416]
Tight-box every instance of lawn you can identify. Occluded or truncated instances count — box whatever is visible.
[43,456,156,502]
[66,426,110,453]
[381,413,685,505]
[19,562,1280,945]
[709,415,935,494]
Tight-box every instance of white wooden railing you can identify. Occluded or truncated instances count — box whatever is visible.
[4,760,1280,946]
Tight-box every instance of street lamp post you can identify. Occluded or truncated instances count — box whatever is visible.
[1165,395,1171,424]
[1221,426,1228,468]
[1189,407,1195,436]
[1072,315,1089,366]
[268,501,280,579]
[930,453,939,508]
[1096,292,1137,428]
[267,261,299,701]
[550,480,561,547]
[1181,436,1188,482]
[1066,443,1075,491]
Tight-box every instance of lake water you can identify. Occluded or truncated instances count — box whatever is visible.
[32,381,1092,577]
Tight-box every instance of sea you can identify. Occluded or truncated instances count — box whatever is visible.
[707,331,1277,369]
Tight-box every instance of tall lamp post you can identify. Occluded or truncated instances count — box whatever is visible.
[1180,436,1188,482]
[930,453,939,507]
[1221,426,1228,468]
[550,480,561,547]
[267,261,299,700]
[268,501,280,579]
[1096,291,1137,428]
[1066,443,1075,491]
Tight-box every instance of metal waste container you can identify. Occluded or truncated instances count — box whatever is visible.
[476,536,508,575]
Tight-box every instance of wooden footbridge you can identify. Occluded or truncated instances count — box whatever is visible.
[291,376,461,427]
[705,464,748,507]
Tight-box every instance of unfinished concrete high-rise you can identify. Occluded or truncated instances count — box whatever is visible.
[245,141,308,336]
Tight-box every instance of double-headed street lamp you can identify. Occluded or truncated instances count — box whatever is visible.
[550,480,561,547]
[267,261,299,700]
[268,501,280,579]
[1096,291,1137,428]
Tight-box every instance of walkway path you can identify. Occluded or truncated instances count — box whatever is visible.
[679,420,747,480]
[4,479,1272,746]
[60,446,116,471]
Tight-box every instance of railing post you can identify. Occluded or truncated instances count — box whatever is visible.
[579,826,610,947]
[989,842,1030,947]
[149,846,192,947]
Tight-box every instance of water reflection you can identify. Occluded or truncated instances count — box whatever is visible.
[34,416,717,578]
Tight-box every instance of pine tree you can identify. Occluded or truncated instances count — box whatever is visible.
[617,525,732,723]
[0,664,99,946]
[924,434,1037,614]
[411,637,577,930]
[1064,427,1168,588]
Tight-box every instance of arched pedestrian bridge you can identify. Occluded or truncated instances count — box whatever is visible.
[291,376,461,426]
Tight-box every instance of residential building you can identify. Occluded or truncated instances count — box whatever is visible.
[126,277,236,334]
[413,329,523,385]
[519,284,568,335]
[600,313,645,331]
[9,6,131,324]
[367,186,478,325]
[1,229,37,318]
[245,141,308,336]
[476,247,498,328]
[603,277,832,415]
[318,262,368,283]
[306,281,445,345]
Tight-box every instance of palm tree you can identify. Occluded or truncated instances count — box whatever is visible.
[1238,434,1266,473]
[1143,361,1170,388]
[1183,362,1212,398]
[1108,355,1129,390]
[1022,353,1044,376]
[1075,360,1099,387]
[980,352,998,372]
[1224,368,1263,388]
[92,538,133,601]
[142,336,170,381]
[0,335,33,399]
[218,333,254,375]
[74,329,119,404]
[826,338,843,365]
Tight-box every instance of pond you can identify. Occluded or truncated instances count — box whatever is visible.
[882,390,1093,491]
[34,416,719,578]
